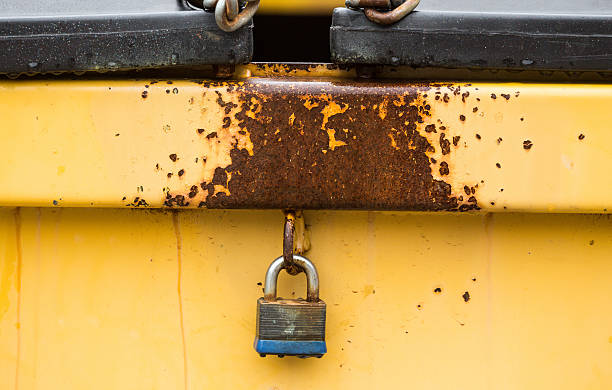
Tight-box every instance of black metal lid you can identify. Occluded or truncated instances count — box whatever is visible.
[331,0,612,71]
[0,0,253,75]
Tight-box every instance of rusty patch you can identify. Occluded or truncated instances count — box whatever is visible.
[126,196,149,207]
[160,79,480,211]
[439,133,451,155]
[439,162,449,176]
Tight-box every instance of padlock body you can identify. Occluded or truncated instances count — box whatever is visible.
[254,297,326,357]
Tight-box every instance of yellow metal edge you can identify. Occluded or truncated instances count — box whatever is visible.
[0,74,611,212]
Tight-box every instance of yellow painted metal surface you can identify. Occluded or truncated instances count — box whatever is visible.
[0,72,611,212]
[1,208,612,389]
[258,0,343,14]
[1,68,611,387]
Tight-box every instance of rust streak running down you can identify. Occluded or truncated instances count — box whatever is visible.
[13,208,22,390]
[172,212,189,390]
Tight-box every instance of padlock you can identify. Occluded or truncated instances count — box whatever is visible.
[254,254,326,358]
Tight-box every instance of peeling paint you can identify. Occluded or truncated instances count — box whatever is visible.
[26,64,611,210]
[158,78,490,211]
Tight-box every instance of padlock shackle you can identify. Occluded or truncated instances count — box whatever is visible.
[263,255,319,302]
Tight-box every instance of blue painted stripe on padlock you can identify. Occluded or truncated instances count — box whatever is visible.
[254,338,327,356]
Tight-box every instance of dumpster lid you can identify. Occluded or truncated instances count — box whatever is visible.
[0,0,253,75]
[330,0,612,71]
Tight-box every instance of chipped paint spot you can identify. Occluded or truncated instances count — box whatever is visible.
[378,98,388,120]
[407,84,485,211]
[245,97,262,119]
[302,98,319,110]
[161,82,253,207]
[318,98,349,129]
[326,129,347,151]
[388,132,399,150]
[213,172,232,197]
[300,95,351,151]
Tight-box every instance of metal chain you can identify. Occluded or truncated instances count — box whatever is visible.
[191,0,260,32]
[346,0,420,25]
[283,211,301,275]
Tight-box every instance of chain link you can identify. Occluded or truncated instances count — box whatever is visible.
[283,211,301,276]
[190,0,259,32]
[346,0,419,25]
[224,0,239,21]
[194,0,414,31]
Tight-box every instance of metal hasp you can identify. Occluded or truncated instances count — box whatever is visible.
[0,0,253,75]
[331,0,612,70]
[255,255,326,358]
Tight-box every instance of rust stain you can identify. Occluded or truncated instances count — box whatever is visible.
[172,212,189,390]
[159,77,481,211]
[13,208,22,390]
